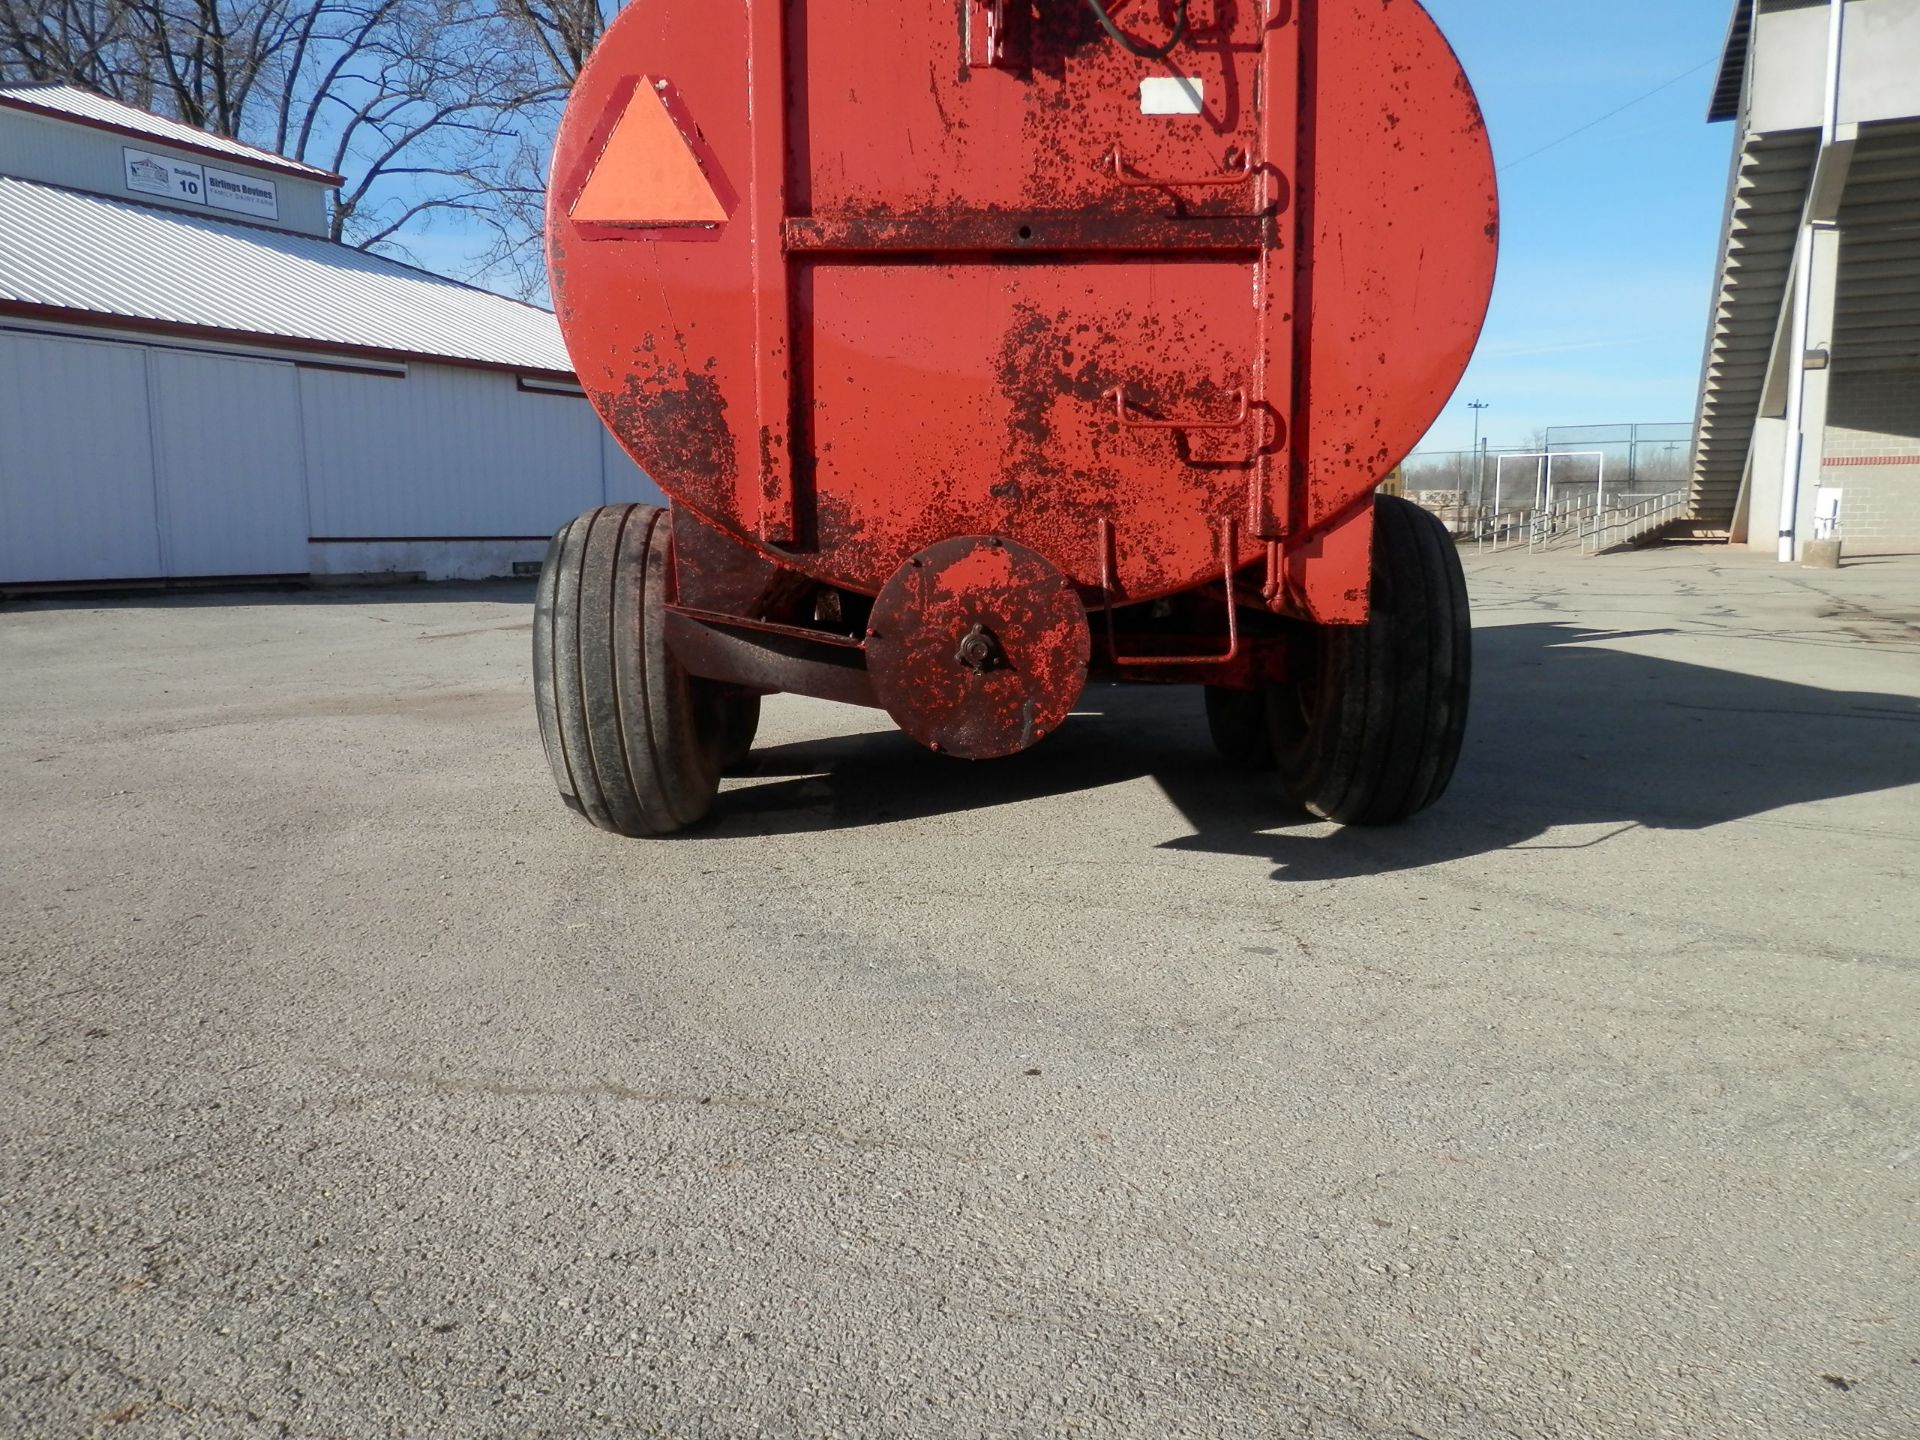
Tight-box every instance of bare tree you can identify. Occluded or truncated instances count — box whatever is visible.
[498,0,610,83]
[0,0,622,296]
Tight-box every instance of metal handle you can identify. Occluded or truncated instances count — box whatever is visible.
[1098,516,1242,668]
[1109,386,1251,431]
[1108,146,1254,188]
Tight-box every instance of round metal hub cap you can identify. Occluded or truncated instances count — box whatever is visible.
[865,536,1091,761]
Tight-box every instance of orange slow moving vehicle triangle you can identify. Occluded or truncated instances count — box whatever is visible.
[571,81,727,226]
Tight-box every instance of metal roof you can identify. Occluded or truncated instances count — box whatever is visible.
[0,83,343,183]
[0,175,574,375]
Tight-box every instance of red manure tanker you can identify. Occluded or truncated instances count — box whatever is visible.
[534,0,1498,836]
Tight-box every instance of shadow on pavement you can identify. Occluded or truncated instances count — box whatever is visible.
[711,623,1920,879]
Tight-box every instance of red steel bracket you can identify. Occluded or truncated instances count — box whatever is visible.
[664,605,878,708]
[746,0,793,542]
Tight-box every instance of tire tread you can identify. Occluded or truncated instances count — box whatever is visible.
[532,504,723,837]
[1273,495,1471,827]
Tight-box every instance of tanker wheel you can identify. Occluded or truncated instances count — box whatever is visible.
[1272,495,1471,826]
[533,503,726,836]
[1204,686,1277,770]
[716,693,761,773]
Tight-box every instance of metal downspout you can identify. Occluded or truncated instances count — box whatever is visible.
[1778,0,1846,563]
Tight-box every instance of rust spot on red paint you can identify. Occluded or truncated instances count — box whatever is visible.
[994,302,1113,481]
[601,366,736,488]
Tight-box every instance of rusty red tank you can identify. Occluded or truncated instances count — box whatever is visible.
[533,0,1498,835]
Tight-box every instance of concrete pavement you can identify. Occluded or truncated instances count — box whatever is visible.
[2,546,1917,1438]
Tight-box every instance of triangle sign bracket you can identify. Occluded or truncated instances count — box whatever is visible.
[570,76,731,229]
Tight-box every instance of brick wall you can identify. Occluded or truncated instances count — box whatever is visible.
[1823,367,1920,550]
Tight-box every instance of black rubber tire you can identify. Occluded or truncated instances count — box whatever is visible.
[1271,494,1471,826]
[1204,686,1277,770]
[716,694,761,772]
[532,504,725,836]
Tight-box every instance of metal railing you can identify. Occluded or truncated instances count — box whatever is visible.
[1579,489,1689,554]
[1528,496,1599,553]
[1449,489,1690,557]
[1474,510,1532,554]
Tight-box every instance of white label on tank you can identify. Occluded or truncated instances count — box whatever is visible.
[1140,77,1204,116]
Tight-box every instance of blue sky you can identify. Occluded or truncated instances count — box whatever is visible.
[1415,0,1737,452]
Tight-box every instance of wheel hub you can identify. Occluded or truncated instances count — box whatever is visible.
[865,536,1090,760]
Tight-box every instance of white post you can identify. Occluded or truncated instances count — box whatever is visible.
[1781,0,1847,563]
[1779,235,1818,563]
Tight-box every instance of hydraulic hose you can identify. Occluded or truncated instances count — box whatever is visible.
[1080,0,1189,61]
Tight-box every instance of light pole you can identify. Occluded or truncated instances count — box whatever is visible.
[1468,401,1490,523]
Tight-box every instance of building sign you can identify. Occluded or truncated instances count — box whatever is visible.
[123,147,206,203]
[123,147,279,221]
[205,166,278,220]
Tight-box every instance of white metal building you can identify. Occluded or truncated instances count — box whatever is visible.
[1693,0,1920,557]
[0,83,660,587]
